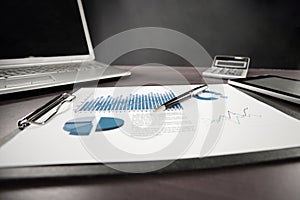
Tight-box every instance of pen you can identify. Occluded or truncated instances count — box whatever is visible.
[155,84,208,112]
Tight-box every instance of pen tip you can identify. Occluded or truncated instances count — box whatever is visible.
[154,105,166,112]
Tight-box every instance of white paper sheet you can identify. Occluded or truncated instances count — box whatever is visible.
[0,84,299,168]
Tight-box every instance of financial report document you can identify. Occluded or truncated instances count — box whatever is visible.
[0,84,299,168]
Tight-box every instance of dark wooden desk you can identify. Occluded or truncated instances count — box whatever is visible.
[0,66,300,200]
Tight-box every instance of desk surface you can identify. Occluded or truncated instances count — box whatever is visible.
[0,66,300,200]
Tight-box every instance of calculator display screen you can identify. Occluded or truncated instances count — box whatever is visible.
[216,61,246,68]
[214,56,249,69]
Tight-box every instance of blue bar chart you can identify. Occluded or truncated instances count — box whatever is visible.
[79,91,183,112]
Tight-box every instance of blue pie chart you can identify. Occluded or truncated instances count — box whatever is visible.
[96,117,124,131]
[63,117,124,136]
[194,90,227,101]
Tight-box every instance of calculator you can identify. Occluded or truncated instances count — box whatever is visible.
[202,55,250,79]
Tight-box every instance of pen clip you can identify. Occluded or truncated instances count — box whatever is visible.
[17,93,76,130]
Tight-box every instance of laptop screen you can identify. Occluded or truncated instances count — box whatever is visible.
[0,0,90,60]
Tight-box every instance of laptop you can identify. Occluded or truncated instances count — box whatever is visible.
[0,0,130,95]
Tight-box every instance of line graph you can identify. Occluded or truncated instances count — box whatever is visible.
[201,107,262,125]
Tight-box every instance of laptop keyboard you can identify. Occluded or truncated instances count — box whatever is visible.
[0,63,95,79]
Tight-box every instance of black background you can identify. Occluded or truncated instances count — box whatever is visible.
[83,0,300,69]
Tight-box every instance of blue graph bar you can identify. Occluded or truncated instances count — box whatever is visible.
[79,90,182,111]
